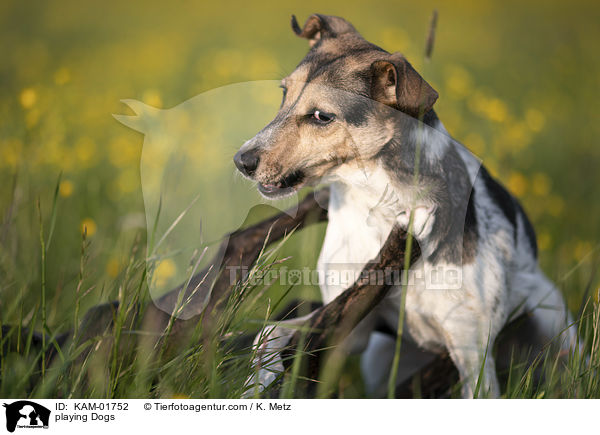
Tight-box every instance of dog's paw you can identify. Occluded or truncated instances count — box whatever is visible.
[243,324,296,397]
[396,205,436,238]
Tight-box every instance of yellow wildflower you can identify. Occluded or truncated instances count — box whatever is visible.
[486,98,508,123]
[19,88,37,109]
[142,89,162,108]
[154,259,177,287]
[80,218,97,237]
[507,172,528,197]
[59,180,74,197]
[106,258,121,278]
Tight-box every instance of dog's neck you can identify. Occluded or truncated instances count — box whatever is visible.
[330,109,451,207]
[421,109,443,129]
[325,109,463,255]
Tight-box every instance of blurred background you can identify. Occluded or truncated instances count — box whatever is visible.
[1,0,599,332]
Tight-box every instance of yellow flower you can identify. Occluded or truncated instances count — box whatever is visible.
[59,180,74,197]
[507,172,528,197]
[80,218,97,237]
[142,89,162,108]
[486,98,508,123]
[106,258,121,278]
[531,173,551,196]
[154,259,177,287]
[19,88,37,109]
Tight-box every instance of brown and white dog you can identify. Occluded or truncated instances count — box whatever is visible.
[234,14,576,398]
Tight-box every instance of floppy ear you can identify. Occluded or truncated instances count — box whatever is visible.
[291,14,357,47]
[370,54,438,118]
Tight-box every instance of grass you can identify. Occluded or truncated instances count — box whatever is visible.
[1,0,599,398]
[1,199,599,399]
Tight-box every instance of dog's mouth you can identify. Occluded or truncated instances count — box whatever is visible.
[257,170,305,199]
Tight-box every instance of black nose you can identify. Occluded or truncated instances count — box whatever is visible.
[234,149,260,177]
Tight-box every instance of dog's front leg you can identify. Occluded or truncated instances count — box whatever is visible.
[244,313,313,396]
[244,310,376,397]
[244,225,417,397]
[444,329,501,398]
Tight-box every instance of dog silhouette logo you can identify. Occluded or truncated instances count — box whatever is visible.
[2,401,50,432]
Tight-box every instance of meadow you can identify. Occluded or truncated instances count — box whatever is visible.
[0,0,599,398]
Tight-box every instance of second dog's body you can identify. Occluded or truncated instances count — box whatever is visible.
[235,14,576,397]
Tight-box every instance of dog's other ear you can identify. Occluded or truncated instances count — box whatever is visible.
[291,14,357,47]
[370,53,438,118]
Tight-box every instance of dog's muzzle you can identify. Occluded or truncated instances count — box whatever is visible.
[234,149,305,199]
[256,169,305,198]
[234,149,260,177]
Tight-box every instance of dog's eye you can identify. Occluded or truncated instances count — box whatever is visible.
[312,110,335,124]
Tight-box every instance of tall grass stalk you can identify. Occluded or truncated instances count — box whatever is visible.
[387,9,439,398]
[36,199,47,383]
[73,229,88,340]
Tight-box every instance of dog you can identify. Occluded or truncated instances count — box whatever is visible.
[233,14,577,398]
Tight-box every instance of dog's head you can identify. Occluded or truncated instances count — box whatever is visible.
[234,14,439,198]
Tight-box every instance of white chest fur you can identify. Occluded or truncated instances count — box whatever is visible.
[317,181,395,304]
[316,166,468,352]
[317,165,436,304]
